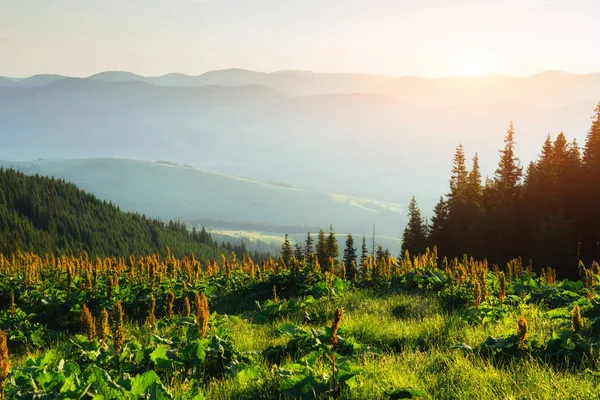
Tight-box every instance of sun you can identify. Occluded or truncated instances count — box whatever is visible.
[450,52,494,77]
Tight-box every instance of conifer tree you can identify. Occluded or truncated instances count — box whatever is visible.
[466,153,483,204]
[401,196,428,256]
[326,224,339,264]
[495,121,523,194]
[281,234,292,266]
[293,243,303,260]
[449,143,469,202]
[376,244,385,262]
[343,234,357,272]
[360,235,368,266]
[428,196,449,253]
[316,229,328,269]
[304,232,314,258]
[581,102,600,263]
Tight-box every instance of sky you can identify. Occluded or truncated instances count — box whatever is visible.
[1,0,599,78]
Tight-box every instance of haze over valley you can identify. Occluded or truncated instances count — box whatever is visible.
[1,69,597,238]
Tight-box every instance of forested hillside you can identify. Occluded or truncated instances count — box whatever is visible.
[0,168,250,259]
[401,103,600,278]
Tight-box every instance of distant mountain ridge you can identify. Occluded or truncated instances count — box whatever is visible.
[2,69,600,106]
[1,72,597,210]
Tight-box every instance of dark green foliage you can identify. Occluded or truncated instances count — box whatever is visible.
[304,232,314,259]
[281,234,293,266]
[343,234,357,281]
[0,168,247,260]
[425,103,600,278]
[401,196,428,256]
[326,225,339,265]
[360,235,368,266]
[343,234,356,269]
[315,229,328,270]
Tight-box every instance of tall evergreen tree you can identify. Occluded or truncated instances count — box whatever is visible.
[444,144,473,257]
[343,234,357,280]
[449,143,469,202]
[326,224,339,264]
[293,243,303,260]
[360,235,368,266]
[343,234,357,269]
[466,153,483,203]
[304,232,314,258]
[581,103,600,263]
[427,196,449,254]
[281,234,292,266]
[376,244,385,262]
[401,196,428,256]
[315,229,328,268]
[495,121,523,194]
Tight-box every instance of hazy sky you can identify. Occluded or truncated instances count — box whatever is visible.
[1,0,599,78]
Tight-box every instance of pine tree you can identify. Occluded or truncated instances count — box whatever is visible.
[343,234,357,273]
[304,233,314,258]
[376,244,385,262]
[360,235,368,266]
[293,243,303,260]
[495,121,523,194]
[580,102,600,263]
[401,196,428,256]
[466,153,483,204]
[281,234,292,266]
[449,144,469,202]
[315,229,328,269]
[326,224,339,265]
[428,196,449,253]
[583,102,600,172]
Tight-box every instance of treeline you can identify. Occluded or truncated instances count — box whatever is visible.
[402,103,600,278]
[280,226,394,281]
[0,168,252,260]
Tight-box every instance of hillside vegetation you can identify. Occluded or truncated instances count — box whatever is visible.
[0,168,249,260]
[1,249,600,399]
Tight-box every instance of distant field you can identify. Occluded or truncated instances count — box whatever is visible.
[211,229,402,258]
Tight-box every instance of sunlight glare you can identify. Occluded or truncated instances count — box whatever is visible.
[450,52,494,77]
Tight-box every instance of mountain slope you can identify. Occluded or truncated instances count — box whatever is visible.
[0,166,242,259]
[0,158,405,238]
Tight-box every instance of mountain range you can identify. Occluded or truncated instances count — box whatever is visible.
[3,69,600,106]
[1,68,598,225]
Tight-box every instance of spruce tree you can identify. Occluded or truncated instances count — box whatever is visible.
[343,234,357,271]
[326,224,339,264]
[281,234,292,266]
[293,243,303,260]
[495,121,523,194]
[401,195,428,256]
[489,121,524,262]
[581,103,600,263]
[449,143,469,202]
[428,196,449,253]
[376,244,385,262]
[315,229,328,269]
[304,232,314,258]
[466,153,483,203]
[360,235,368,266]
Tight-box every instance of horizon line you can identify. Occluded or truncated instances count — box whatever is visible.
[2,68,600,81]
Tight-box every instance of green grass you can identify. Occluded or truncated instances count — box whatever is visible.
[12,289,598,399]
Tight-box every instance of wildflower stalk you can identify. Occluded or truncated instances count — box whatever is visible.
[0,329,9,400]
[80,303,96,341]
[112,301,125,354]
